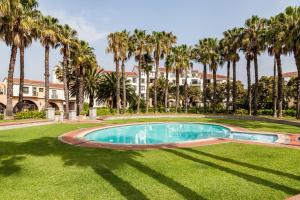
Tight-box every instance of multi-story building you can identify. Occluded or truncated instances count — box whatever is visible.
[0,66,228,114]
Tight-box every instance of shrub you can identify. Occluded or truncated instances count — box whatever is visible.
[97,108,116,116]
[0,114,4,120]
[283,109,296,117]
[257,109,273,116]
[235,109,248,115]
[15,111,46,120]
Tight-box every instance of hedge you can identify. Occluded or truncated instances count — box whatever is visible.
[0,114,3,120]
[15,111,46,120]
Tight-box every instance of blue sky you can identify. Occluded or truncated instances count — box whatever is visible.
[1,0,300,84]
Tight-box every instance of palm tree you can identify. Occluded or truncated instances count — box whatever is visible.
[171,45,190,113]
[119,30,130,114]
[223,27,242,113]
[163,32,177,112]
[130,29,152,113]
[85,66,102,108]
[141,54,154,113]
[265,15,287,118]
[206,38,220,114]
[107,32,122,114]
[282,6,300,119]
[38,15,59,110]
[96,72,137,109]
[57,24,77,118]
[243,16,267,115]
[193,39,210,113]
[164,54,175,112]
[0,0,38,116]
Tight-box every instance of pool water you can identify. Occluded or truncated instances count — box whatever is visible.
[84,123,278,145]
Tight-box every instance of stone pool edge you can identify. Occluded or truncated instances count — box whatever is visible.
[58,122,300,150]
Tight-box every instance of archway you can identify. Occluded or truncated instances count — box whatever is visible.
[0,103,6,114]
[13,100,38,113]
[49,102,59,111]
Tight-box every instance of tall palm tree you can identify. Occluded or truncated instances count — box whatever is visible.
[119,30,130,114]
[57,24,77,118]
[163,32,177,112]
[164,54,175,112]
[206,38,220,114]
[170,45,190,113]
[130,29,152,113]
[266,15,287,118]
[0,0,38,116]
[38,15,59,110]
[243,16,267,115]
[282,6,300,119]
[85,66,102,108]
[193,39,210,113]
[141,54,154,113]
[107,32,122,114]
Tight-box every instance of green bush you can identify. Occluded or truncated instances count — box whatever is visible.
[235,109,248,115]
[257,109,273,116]
[15,111,46,120]
[283,109,296,117]
[0,114,4,120]
[97,108,117,116]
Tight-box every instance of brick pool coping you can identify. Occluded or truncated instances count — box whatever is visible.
[58,122,300,150]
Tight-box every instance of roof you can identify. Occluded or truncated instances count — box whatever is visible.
[282,72,297,78]
[102,70,138,77]
[13,78,64,89]
[198,73,230,80]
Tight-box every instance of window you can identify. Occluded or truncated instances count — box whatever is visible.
[0,86,4,95]
[141,86,145,91]
[23,87,29,94]
[150,79,154,83]
[132,78,137,83]
[192,79,198,84]
[141,79,145,84]
[151,72,155,77]
[51,90,58,99]
[32,87,37,96]
[39,88,44,92]
[141,72,145,76]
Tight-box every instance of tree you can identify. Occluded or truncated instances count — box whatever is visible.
[282,6,300,118]
[85,67,102,108]
[265,15,287,118]
[38,15,59,110]
[130,29,152,113]
[0,0,38,116]
[96,72,137,109]
[107,32,122,114]
[141,54,154,113]
[243,16,267,115]
[192,39,210,113]
[57,24,77,118]
[206,38,220,114]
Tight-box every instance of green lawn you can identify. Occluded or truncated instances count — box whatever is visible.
[0,120,300,199]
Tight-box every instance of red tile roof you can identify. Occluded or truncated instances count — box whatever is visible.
[198,73,229,80]
[13,78,64,89]
[102,70,138,77]
[282,72,297,78]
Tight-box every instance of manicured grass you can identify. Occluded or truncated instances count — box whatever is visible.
[0,121,300,199]
[107,117,300,134]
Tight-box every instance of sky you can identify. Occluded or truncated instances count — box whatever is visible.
[0,0,300,84]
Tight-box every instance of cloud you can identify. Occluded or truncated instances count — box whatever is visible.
[43,10,107,43]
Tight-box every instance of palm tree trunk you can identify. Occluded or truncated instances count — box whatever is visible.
[294,52,300,119]
[184,71,188,114]
[6,45,18,116]
[247,58,252,115]
[62,48,69,119]
[232,60,237,113]
[253,54,259,115]
[175,69,179,113]
[203,63,207,113]
[89,94,94,108]
[226,61,230,113]
[212,69,217,114]
[146,71,150,113]
[272,57,277,118]
[137,58,142,114]
[276,54,283,118]
[115,60,120,115]
[164,67,169,112]
[78,66,84,114]
[18,46,25,112]
[154,56,159,113]
[121,60,126,114]
[44,45,50,110]
[75,69,80,115]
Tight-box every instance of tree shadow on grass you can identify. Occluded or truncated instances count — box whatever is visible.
[183,148,300,181]
[0,137,205,199]
[164,149,300,195]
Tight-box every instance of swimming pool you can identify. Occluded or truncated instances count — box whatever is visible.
[84,123,278,145]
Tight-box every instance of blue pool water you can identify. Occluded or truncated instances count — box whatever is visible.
[84,123,278,145]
